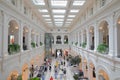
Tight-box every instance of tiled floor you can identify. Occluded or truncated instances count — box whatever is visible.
[44,57,74,80]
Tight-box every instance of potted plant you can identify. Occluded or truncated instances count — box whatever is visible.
[73,74,79,80]
[75,42,78,46]
[40,42,43,46]
[82,42,87,48]
[17,74,22,80]
[8,43,20,54]
[30,77,40,80]
[97,43,108,54]
[31,42,36,48]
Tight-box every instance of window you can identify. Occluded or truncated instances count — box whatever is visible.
[11,0,15,5]
[101,0,106,7]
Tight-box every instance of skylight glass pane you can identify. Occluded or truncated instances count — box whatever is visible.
[67,19,73,21]
[51,0,67,7]
[42,15,50,17]
[66,21,71,23]
[55,23,63,26]
[55,22,63,24]
[47,22,52,23]
[68,15,75,17]
[45,19,51,21]
[73,1,85,6]
[54,19,64,21]
[70,10,79,13]
[33,0,45,5]
[39,9,48,12]
[54,15,64,18]
[53,10,66,13]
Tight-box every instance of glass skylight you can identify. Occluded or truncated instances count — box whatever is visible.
[70,10,79,13]
[45,19,51,21]
[39,9,48,12]
[51,0,67,7]
[47,22,52,23]
[68,15,76,17]
[54,19,64,21]
[73,0,85,6]
[67,19,73,21]
[42,15,50,17]
[52,10,66,14]
[54,15,64,18]
[33,0,45,5]
[55,23,63,26]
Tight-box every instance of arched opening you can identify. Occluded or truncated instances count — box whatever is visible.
[22,64,29,80]
[7,70,18,80]
[56,35,61,44]
[83,58,88,78]
[8,20,20,54]
[89,63,96,80]
[23,27,29,50]
[64,35,68,44]
[98,70,109,80]
[82,29,87,48]
[117,17,120,57]
[89,27,94,50]
[98,21,109,54]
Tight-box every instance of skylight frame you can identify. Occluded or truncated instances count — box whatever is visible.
[54,19,64,21]
[51,0,67,7]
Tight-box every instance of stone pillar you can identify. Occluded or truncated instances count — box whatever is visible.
[62,35,64,45]
[54,35,56,44]
[38,35,40,47]
[78,32,80,47]
[94,22,99,51]
[20,22,23,52]
[86,28,90,49]
[3,13,8,56]
[28,28,31,50]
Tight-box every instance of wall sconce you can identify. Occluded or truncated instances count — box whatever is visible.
[118,20,120,24]
[15,26,19,29]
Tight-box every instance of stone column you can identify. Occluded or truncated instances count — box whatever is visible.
[20,22,23,52]
[94,22,99,51]
[28,28,31,50]
[86,28,90,49]
[78,34,79,45]
[3,12,8,56]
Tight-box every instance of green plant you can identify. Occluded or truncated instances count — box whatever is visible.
[8,43,20,54]
[75,42,78,46]
[64,41,68,44]
[40,42,43,46]
[72,42,73,45]
[97,44,108,54]
[73,74,79,80]
[31,42,36,48]
[17,75,22,80]
[82,42,87,48]
[30,77,40,80]
[70,56,81,65]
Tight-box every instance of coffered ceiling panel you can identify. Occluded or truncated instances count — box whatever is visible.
[32,0,86,28]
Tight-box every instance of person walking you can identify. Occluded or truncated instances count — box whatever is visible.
[49,65,51,71]
[41,72,45,80]
[50,76,54,80]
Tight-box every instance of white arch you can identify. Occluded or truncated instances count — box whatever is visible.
[88,57,96,69]
[97,64,111,79]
